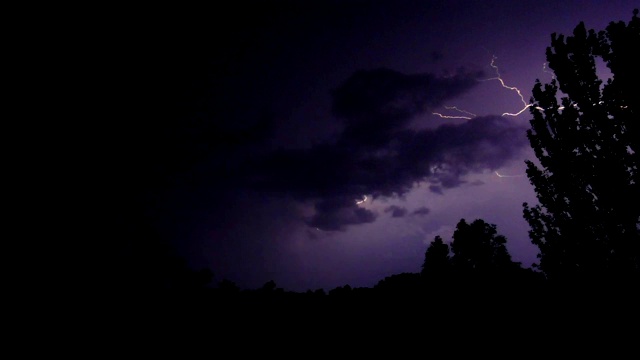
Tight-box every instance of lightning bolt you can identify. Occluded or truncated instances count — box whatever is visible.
[432,106,476,119]
[473,55,532,177]
[430,54,565,178]
[356,195,367,205]
[444,106,477,117]
[431,112,473,120]
[480,55,533,117]
[432,55,536,119]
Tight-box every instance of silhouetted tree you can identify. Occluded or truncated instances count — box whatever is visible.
[523,9,640,284]
[450,219,521,277]
[421,236,451,284]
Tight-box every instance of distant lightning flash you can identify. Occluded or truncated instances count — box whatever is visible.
[356,195,367,205]
[495,171,525,178]
[445,106,476,117]
[431,112,473,120]
[432,106,476,119]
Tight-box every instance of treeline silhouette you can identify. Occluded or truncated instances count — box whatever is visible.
[163,218,543,299]
[142,219,635,342]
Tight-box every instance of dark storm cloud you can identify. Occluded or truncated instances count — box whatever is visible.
[308,197,377,231]
[332,68,482,147]
[412,207,431,216]
[421,114,529,171]
[428,185,443,195]
[384,205,408,218]
[250,69,529,231]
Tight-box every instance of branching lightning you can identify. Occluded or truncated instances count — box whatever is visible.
[432,55,535,119]
[430,54,542,178]
[432,106,476,119]
[480,55,533,117]
[431,112,473,120]
[437,56,627,179]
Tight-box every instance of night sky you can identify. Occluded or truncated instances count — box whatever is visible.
[98,1,636,292]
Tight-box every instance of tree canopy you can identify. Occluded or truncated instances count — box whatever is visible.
[421,219,523,287]
[523,9,640,283]
[421,235,450,276]
[450,219,520,275]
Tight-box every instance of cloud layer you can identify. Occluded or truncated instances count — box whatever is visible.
[249,68,529,231]
[385,205,408,218]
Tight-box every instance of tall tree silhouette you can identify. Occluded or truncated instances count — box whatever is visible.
[523,9,640,283]
[421,236,451,277]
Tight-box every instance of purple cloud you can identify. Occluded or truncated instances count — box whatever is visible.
[384,205,408,218]
[412,207,431,216]
[248,69,529,230]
